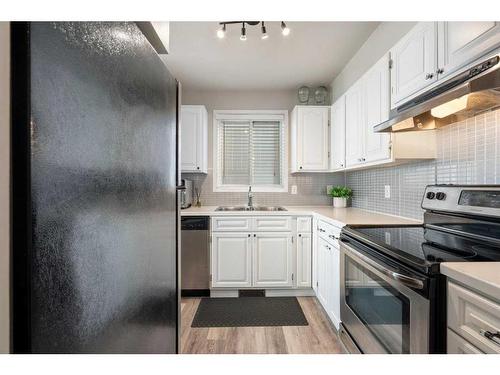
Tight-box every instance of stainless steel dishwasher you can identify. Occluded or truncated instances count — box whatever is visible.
[181,216,210,297]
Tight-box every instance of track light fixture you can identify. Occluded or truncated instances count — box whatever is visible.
[216,21,290,41]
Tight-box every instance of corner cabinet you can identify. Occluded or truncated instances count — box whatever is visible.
[180,105,208,173]
[291,106,330,172]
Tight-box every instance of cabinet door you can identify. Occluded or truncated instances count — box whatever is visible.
[296,233,312,288]
[253,233,293,288]
[363,54,392,163]
[181,105,207,173]
[438,22,500,79]
[316,237,329,309]
[390,22,438,108]
[296,106,329,171]
[211,233,252,288]
[345,82,364,167]
[330,96,346,171]
[327,243,341,330]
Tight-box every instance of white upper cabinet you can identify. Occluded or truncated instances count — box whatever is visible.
[180,105,208,173]
[330,96,346,171]
[345,81,364,167]
[437,22,500,79]
[390,22,438,108]
[363,54,391,164]
[291,106,330,172]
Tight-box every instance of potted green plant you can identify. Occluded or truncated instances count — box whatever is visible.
[328,186,353,208]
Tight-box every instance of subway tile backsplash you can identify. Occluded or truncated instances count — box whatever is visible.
[347,109,500,220]
[182,171,344,207]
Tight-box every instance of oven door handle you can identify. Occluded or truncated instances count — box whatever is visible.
[349,245,425,290]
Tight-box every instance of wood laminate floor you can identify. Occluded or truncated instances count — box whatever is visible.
[180,296,345,354]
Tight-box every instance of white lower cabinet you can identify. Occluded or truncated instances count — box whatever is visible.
[296,233,312,288]
[210,216,312,290]
[253,233,293,288]
[211,233,252,288]
[316,233,341,330]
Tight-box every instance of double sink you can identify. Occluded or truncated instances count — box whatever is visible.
[215,206,287,212]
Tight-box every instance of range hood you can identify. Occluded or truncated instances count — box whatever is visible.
[375,54,500,133]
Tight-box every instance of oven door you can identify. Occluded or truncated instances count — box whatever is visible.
[340,240,430,354]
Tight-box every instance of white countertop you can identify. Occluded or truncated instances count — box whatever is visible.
[181,205,421,227]
[441,262,500,302]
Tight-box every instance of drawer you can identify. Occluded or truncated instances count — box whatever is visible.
[447,329,483,354]
[211,217,251,232]
[317,219,341,243]
[297,217,312,233]
[447,281,500,354]
[253,217,292,231]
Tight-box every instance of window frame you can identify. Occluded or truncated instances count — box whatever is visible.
[213,110,289,193]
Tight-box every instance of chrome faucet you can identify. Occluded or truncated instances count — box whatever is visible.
[247,186,253,208]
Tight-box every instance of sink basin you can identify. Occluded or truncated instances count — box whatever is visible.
[215,206,287,212]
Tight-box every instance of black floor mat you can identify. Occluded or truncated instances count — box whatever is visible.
[191,297,309,328]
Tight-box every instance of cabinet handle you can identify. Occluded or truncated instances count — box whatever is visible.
[196,166,200,170]
[425,73,434,80]
[328,234,339,240]
[253,234,256,237]
[436,68,444,74]
[299,166,303,170]
[298,234,302,237]
[480,330,500,346]
[248,234,251,237]
[318,228,326,233]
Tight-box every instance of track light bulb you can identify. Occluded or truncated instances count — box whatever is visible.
[281,21,290,36]
[217,24,226,39]
[261,22,268,39]
[240,24,247,41]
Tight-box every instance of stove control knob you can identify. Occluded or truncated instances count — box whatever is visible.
[426,192,436,199]
[436,192,446,200]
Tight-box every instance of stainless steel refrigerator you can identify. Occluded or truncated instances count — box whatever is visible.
[11,22,180,353]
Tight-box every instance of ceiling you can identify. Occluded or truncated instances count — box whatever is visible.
[162,21,379,91]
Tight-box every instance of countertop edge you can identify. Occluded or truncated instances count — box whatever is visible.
[441,262,500,302]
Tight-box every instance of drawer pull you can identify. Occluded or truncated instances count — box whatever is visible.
[318,228,326,232]
[328,234,339,240]
[480,330,500,346]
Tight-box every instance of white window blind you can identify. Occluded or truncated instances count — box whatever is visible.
[215,112,286,192]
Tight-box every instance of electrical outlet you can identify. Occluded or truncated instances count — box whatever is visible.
[326,185,333,194]
[384,185,391,199]
[291,185,298,195]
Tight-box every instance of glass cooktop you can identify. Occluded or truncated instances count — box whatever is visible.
[343,225,500,275]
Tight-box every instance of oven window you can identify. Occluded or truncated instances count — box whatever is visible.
[345,257,410,353]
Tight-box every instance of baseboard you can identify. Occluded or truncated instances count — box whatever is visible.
[209,288,315,298]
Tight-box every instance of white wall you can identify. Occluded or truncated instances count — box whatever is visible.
[330,22,416,101]
[0,22,10,354]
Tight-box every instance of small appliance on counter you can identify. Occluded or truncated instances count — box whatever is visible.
[338,185,500,354]
[180,179,193,209]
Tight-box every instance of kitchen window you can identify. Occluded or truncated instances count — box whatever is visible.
[213,110,288,192]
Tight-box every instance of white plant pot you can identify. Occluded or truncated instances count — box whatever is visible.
[333,197,347,208]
